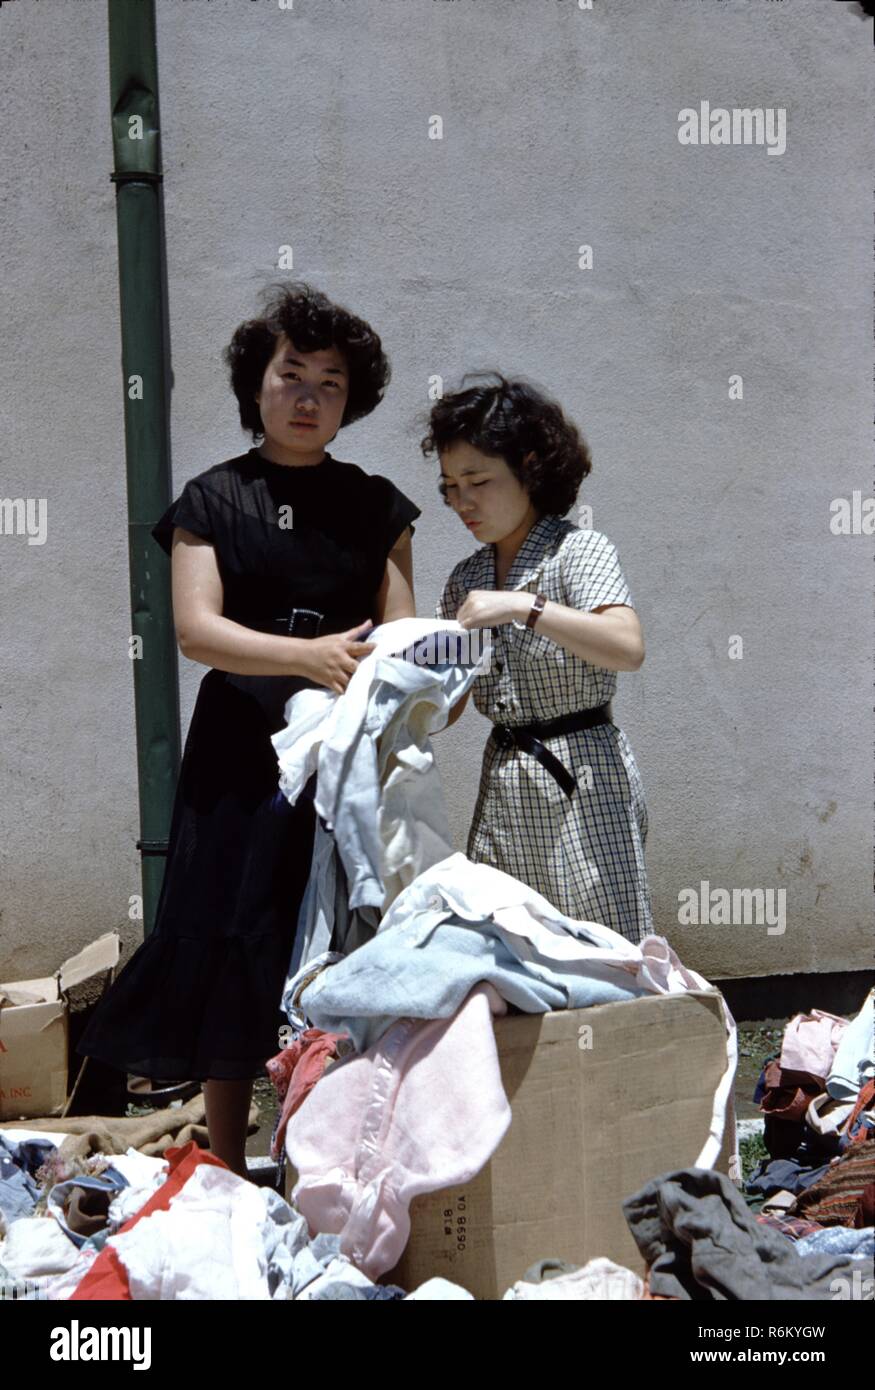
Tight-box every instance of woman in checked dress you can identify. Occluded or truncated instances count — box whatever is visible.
[425,374,653,944]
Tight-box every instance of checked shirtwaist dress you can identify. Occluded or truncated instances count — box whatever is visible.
[436,513,653,944]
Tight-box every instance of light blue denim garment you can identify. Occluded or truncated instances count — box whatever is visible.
[794,1227,874,1260]
[300,914,648,1052]
[320,646,484,911]
[286,819,380,988]
[45,1170,130,1249]
[324,631,484,911]
[0,1137,42,1224]
[274,619,488,919]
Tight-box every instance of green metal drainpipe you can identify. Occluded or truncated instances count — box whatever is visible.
[109,0,180,938]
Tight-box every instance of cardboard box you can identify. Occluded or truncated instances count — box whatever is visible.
[0,932,120,1121]
[285,989,734,1299]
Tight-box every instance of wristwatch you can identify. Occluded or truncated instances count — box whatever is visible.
[526,592,548,629]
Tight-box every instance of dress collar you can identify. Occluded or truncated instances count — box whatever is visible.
[491,514,565,590]
[248,447,334,475]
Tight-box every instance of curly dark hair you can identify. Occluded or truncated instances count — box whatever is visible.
[223,281,391,438]
[419,373,592,516]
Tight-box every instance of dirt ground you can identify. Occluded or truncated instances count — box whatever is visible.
[734,1019,785,1120]
[247,1076,282,1159]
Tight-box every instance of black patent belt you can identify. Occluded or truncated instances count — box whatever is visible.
[490,703,613,799]
[223,611,324,726]
[234,609,324,639]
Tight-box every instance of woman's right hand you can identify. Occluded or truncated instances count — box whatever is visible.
[298,621,377,694]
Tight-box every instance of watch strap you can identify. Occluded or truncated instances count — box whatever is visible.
[526,592,548,629]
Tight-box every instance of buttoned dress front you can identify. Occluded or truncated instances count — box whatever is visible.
[436,514,653,943]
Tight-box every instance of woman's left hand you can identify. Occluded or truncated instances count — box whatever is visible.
[456,589,528,629]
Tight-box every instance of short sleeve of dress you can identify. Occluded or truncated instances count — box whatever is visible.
[151,479,215,557]
[369,476,422,552]
[435,562,468,621]
[561,530,633,611]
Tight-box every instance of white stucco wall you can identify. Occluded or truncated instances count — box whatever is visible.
[0,0,871,983]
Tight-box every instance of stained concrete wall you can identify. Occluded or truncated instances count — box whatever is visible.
[0,0,871,986]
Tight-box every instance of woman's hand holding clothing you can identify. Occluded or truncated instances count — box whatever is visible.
[298,624,377,694]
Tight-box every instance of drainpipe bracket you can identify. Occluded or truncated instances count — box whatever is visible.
[111,170,164,185]
[137,839,169,857]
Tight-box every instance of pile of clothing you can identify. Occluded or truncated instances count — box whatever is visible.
[0,1128,477,1300]
[0,1121,646,1302]
[267,617,739,1283]
[13,616,861,1302]
[519,997,873,1303]
[4,1118,869,1302]
[622,1161,872,1300]
[0,1092,232,1280]
[275,856,742,1281]
[741,992,874,1266]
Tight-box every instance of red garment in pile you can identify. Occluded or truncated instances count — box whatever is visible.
[69,1141,227,1301]
[266,1028,348,1159]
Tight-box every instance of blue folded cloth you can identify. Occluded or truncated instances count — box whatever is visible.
[302,915,646,1052]
[795,1227,874,1260]
[0,1136,55,1224]
[745,1156,832,1198]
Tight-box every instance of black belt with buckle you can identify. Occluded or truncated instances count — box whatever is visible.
[235,609,324,639]
[490,703,613,799]
[223,610,325,728]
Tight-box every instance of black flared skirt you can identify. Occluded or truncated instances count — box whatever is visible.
[77,669,317,1081]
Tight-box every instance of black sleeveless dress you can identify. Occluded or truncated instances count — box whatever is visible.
[77,447,420,1082]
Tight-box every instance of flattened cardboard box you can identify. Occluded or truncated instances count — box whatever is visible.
[285,989,733,1300]
[0,932,120,1121]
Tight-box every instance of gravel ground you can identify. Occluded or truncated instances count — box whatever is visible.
[734,1019,785,1120]
[247,1076,280,1159]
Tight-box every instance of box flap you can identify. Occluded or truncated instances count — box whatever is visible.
[58,932,120,994]
[0,976,60,1006]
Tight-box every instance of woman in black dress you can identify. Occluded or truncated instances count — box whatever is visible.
[78,283,420,1175]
